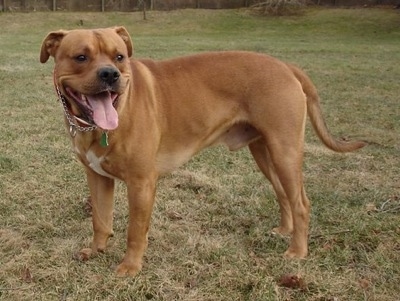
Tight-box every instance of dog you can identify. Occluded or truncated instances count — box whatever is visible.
[40,26,366,276]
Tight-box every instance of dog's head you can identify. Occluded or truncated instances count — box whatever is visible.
[40,27,133,130]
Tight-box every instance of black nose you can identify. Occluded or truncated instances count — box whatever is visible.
[98,67,120,85]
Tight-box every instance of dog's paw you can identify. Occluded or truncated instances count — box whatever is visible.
[74,248,93,261]
[284,248,307,259]
[115,261,142,277]
[271,226,293,236]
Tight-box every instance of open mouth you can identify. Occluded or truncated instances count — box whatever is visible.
[65,87,119,131]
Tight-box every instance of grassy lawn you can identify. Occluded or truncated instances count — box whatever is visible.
[0,7,399,301]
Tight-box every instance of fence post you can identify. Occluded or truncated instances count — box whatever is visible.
[53,0,56,11]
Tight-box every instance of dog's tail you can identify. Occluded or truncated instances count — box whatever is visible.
[288,63,367,153]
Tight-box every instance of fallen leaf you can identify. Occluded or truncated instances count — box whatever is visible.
[73,248,92,261]
[359,278,371,289]
[321,238,337,251]
[184,277,198,289]
[167,210,183,220]
[277,274,306,290]
[365,203,377,213]
[21,267,33,283]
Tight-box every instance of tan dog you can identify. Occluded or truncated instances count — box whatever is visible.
[40,27,366,276]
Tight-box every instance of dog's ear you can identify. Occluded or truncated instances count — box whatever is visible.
[114,26,133,57]
[40,30,68,63]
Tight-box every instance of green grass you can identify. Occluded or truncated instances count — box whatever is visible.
[1,7,399,301]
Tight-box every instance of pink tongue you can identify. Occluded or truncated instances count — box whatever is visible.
[87,92,118,130]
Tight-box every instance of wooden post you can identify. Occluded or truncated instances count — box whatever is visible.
[53,0,56,11]
[143,0,146,20]
[102,0,105,12]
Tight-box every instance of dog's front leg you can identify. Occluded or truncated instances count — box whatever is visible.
[77,167,115,260]
[116,173,158,277]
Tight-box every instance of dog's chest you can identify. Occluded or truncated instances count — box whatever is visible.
[84,149,116,179]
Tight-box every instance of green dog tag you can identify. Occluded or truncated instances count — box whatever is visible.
[100,132,109,147]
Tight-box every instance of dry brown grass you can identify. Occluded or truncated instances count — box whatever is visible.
[0,8,399,301]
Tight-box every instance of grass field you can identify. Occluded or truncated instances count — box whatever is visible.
[0,7,399,301]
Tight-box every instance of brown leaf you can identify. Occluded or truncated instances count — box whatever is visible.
[277,274,306,290]
[184,277,198,289]
[21,267,33,283]
[167,210,183,221]
[359,278,371,289]
[322,242,333,251]
[365,203,378,213]
[73,248,92,261]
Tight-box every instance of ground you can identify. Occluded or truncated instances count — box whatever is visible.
[0,7,399,301]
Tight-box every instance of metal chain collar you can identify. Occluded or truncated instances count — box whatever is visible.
[55,85,97,137]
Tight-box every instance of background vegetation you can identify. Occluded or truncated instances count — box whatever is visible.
[0,7,399,301]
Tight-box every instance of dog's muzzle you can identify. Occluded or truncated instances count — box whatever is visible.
[65,87,119,131]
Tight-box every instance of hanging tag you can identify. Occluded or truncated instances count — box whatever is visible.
[69,125,77,137]
[100,131,109,147]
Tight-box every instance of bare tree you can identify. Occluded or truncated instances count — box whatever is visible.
[251,0,306,16]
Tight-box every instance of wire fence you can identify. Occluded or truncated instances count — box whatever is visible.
[0,0,398,12]
[1,0,254,12]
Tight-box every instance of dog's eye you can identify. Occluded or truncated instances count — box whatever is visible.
[116,54,124,62]
[75,55,87,62]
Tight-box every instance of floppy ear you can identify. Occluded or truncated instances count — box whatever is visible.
[40,30,68,63]
[114,26,133,57]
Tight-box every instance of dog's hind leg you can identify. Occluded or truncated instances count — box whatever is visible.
[76,168,115,260]
[248,87,310,258]
[249,140,293,235]
[264,137,310,258]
